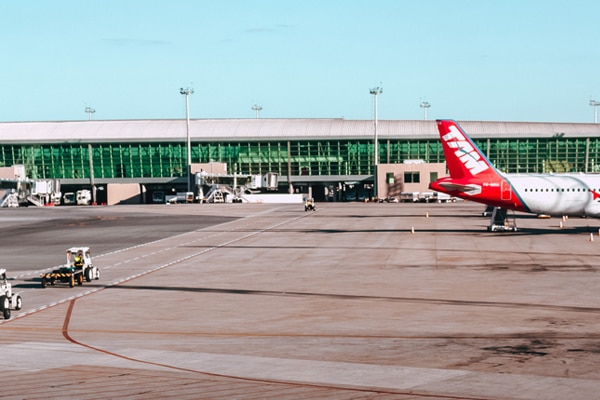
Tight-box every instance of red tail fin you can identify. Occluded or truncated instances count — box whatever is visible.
[437,120,498,180]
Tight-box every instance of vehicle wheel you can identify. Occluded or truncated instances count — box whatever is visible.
[69,276,75,288]
[41,278,47,288]
[77,274,83,286]
[15,295,22,310]
[95,269,100,280]
[1,297,9,320]
[85,269,92,282]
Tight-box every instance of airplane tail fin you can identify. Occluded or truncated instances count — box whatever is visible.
[436,120,500,180]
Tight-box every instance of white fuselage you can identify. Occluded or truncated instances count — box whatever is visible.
[506,173,600,217]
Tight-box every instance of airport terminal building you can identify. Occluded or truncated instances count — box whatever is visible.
[2,118,600,204]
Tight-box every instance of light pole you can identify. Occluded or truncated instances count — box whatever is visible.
[85,107,95,120]
[420,101,430,120]
[369,86,383,200]
[252,104,262,119]
[590,99,600,123]
[180,87,194,193]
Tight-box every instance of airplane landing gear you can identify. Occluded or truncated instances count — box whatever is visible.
[487,207,518,232]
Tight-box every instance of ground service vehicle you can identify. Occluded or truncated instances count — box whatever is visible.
[0,269,23,319]
[76,190,92,205]
[63,192,76,205]
[152,191,165,203]
[40,247,100,288]
[400,192,419,202]
[304,198,316,211]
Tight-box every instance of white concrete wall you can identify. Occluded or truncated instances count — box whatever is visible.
[107,183,143,205]
[242,193,304,203]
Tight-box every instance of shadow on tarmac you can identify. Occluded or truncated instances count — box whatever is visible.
[101,284,600,315]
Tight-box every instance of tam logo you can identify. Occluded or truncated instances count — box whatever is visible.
[443,126,490,176]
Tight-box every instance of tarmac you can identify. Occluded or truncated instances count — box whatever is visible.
[1,201,600,399]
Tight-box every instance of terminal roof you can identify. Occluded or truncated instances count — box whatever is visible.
[1,119,600,144]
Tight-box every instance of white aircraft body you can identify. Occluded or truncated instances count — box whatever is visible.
[429,120,600,219]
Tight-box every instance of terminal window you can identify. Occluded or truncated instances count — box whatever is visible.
[404,172,420,183]
[386,172,395,184]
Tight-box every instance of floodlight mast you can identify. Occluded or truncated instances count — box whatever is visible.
[85,107,95,120]
[369,86,383,200]
[420,101,430,120]
[180,87,194,193]
[84,107,96,203]
[590,99,600,124]
[252,104,262,119]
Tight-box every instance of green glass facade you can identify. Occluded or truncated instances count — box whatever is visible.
[481,138,598,173]
[0,136,598,180]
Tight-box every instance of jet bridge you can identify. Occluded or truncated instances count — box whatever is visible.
[0,178,61,207]
[196,172,280,203]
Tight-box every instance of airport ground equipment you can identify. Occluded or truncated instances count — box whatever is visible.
[304,198,316,211]
[400,192,420,202]
[40,247,100,288]
[0,269,23,319]
[487,207,518,232]
[76,190,92,205]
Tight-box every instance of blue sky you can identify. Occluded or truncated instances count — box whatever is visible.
[1,0,599,123]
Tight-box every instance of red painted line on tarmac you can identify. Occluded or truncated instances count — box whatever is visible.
[61,298,201,372]
[59,298,489,400]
